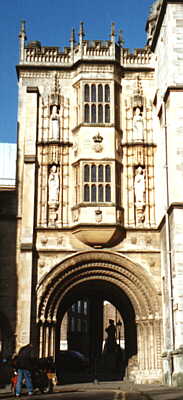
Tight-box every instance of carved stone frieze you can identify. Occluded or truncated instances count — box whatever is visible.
[75,64,114,73]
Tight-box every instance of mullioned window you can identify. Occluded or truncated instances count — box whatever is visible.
[84,84,110,124]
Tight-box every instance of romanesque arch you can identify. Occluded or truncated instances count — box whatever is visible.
[36,250,162,383]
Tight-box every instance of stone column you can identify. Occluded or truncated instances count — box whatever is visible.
[39,324,43,358]
[172,348,183,387]
[162,351,173,385]
[49,323,56,359]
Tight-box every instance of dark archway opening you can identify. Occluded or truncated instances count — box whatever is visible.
[0,313,15,386]
[55,279,137,383]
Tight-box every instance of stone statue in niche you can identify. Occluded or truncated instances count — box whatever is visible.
[48,165,59,205]
[133,107,144,141]
[134,166,145,206]
[50,105,60,140]
[134,166,145,224]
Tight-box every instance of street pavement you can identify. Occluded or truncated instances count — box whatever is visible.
[1,381,183,399]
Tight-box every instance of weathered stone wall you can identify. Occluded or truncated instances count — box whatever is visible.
[0,190,17,356]
[152,0,183,387]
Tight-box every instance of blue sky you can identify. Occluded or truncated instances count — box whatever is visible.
[0,0,153,143]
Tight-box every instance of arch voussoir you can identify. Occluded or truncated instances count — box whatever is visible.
[37,250,161,323]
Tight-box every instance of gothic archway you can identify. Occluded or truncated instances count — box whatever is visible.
[36,250,162,383]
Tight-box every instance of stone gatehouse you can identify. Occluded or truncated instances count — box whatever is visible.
[1,0,183,387]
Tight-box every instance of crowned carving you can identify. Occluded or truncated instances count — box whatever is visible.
[95,208,102,223]
[93,132,103,152]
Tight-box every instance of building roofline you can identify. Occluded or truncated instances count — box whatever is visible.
[150,0,183,52]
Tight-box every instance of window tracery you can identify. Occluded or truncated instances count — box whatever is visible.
[83,163,111,203]
[84,83,111,124]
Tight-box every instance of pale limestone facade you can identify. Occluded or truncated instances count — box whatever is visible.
[1,0,183,387]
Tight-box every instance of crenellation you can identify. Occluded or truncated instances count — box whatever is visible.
[19,24,153,68]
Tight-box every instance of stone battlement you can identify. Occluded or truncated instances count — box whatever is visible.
[21,41,152,67]
[19,22,153,68]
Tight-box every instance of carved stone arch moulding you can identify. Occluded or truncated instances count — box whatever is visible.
[37,250,161,323]
[46,262,155,321]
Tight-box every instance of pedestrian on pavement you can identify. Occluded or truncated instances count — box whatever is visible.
[15,343,34,397]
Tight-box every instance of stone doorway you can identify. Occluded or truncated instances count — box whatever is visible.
[53,285,136,382]
[55,281,136,372]
[37,250,162,383]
